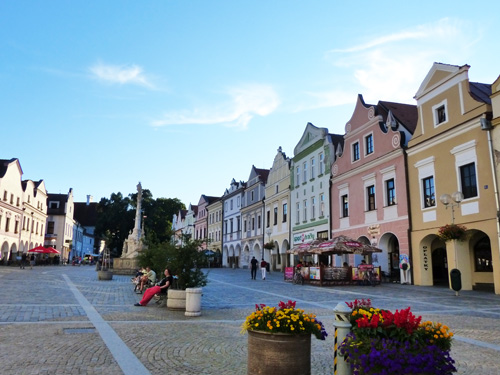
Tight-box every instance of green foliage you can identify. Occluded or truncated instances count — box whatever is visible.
[95,189,186,257]
[137,237,208,290]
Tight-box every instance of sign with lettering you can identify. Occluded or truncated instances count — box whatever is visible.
[292,230,316,245]
[422,246,429,271]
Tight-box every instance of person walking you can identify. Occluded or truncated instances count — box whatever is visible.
[29,254,35,269]
[20,252,27,269]
[260,258,267,280]
[250,256,258,280]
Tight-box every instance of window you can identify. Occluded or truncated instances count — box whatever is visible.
[2,191,6,200]
[283,203,287,222]
[296,166,300,185]
[341,195,349,217]
[266,211,270,227]
[474,237,493,272]
[258,215,261,229]
[386,179,396,206]
[49,201,59,209]
[319,153,324,174]
[460,162,478,199]
[352,142,360,161]
[237,196,240,207]
[16,197,20,207]
[311,197,316,219]
[436,105,446,124]
[273,207,278,225]
[252,217,255,230]
[303,200,308,221]
[230,219,234,233]
[367,185,376,211]
[5,217,10,232]
[275,185,279,194]
[365,134,373,155]
[320,194,325,217]
[251,190,254,201]
[10,194,13,204]
[244,220,247,232]
[230,199,233,210]
[311,157,315,179]
[303,162,307,182]
[296,203,300,224]
[423,176,435,208]
[14,220,19,234]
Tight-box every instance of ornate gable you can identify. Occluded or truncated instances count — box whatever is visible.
[293,122,328,156]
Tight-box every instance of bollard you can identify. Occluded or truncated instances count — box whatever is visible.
[332,302,352,375]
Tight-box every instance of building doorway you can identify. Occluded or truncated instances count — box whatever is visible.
[432,248,448,286]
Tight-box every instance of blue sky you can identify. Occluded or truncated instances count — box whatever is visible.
[2,1,499,207]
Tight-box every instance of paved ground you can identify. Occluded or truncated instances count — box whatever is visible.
[0,265,499,375]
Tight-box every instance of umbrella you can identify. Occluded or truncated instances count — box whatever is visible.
[204,250,215,256]
[308,235,382,256]
[27,245,60,254]
[286,240,323,255]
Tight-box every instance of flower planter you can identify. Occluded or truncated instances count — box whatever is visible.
[167,289,186,311]
[247,330,311,375]
[97,270,113,280]
[185,287,202,317]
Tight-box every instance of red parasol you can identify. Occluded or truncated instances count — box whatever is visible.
[27,245,60,254]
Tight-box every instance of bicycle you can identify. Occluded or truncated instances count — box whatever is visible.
[292,270,304,285]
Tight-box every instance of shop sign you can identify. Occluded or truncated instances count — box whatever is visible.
[292,230,315,245]
[422,246,429,271]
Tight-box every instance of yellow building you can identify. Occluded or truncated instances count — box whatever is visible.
[264,147,291,271]
[407,63,498,293]
[206,197,223,264]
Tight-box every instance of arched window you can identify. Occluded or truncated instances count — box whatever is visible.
[474,237,493,272]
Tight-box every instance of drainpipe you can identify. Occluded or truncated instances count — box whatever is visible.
[403,147,414,285]
[482,118,500,266]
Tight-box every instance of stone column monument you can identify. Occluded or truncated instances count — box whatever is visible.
[113,182,146,274]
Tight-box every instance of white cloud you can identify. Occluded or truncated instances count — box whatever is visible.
[89,62,153,88]
[152,84,280,130]
[320,18,480,104]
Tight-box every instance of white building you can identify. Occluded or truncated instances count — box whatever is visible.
[46,189,75,263]
[0,158,47,262]
[222,178,246,267]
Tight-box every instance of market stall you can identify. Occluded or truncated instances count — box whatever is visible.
[285,235,383,286]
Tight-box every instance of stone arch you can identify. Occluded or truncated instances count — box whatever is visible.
[378,232,401,281]
[1,241,9,263]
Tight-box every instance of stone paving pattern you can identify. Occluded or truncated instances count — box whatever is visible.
[0,265,499,374]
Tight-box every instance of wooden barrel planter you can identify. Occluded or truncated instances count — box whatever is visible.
[247,330,311,375]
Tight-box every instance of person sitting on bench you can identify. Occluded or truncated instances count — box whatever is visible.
[137,267,156,294]
[134,268,173,306]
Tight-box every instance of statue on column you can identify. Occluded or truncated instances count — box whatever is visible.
[120,182,145,259]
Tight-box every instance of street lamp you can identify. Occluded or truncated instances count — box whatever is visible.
[439,192,464,224]
[439,191,464,296]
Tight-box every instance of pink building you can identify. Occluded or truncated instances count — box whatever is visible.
[330,95,417,283]
[194,194,220,250]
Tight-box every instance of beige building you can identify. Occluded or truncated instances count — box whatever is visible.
[264,147,291,271]
[206,197,222,258]
[0,158,47,262]
[407,63,498,293]
[240,166,269,268]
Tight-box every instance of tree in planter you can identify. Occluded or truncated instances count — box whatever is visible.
[137,236,208,290]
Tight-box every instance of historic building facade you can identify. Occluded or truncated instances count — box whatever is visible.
[330,95,417,282]
[46,189,75,263]
[264,147,291,271]
[206,196,222,258]
[221,179,245,267]
[407,63,498,292]
[0,158,47,262]
[194,195,219,249]
[289,123,343,263]
[240,166,269,268]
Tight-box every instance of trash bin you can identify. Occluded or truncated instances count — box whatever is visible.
[450,268,461,292]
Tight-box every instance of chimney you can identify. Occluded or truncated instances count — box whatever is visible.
[86,195,93,205]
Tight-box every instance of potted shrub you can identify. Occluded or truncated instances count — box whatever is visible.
[241,300,327,375]
[138,237,208,314]
[339,299,456,375]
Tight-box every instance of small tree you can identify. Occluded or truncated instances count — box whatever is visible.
[137,237,208,289]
